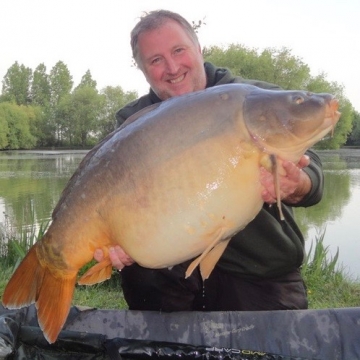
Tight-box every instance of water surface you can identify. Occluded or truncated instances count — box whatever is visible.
[0,149,359,279]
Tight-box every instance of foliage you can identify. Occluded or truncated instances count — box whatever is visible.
[1,62,32,105]
[0,45,358,148]
[48,61,74,145]
[301,231,360,308]
[347,110,360,146]
[204,45,311,89]
[0,213,49,269]
[0,109,9,148]
[191,18,206,34]
[98,86,138,138]
[0,102,36,149]
[31,63,51,108]
[75,69,97,90]
[68,86,104,146]
[0,61,137,149]
[1,223,358,309]
[49,61,74,106]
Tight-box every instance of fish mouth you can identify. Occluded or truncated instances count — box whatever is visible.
[328,98,341,137]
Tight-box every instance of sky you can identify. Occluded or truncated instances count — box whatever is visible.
[1,0,359,112]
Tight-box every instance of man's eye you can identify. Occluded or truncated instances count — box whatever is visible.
[151,57,161,65]
[174,48,184,54]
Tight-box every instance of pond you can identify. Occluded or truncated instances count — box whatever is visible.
[0,148,359,279]
[295,148,360,280]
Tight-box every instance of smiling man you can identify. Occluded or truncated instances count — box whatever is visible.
[134,16,206,100]
[94,10,324,313]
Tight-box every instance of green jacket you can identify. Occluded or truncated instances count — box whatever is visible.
[115,62,323,279]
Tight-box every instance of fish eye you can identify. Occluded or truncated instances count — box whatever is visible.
[293,95,304,105]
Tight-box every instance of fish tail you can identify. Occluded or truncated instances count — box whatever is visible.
[2,244,77,344]
[2,245,43,308]
[36,267,76,343]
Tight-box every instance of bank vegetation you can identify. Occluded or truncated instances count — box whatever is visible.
[1,45,359,150]
[0,222,359,310]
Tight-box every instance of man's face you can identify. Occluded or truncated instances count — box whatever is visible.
[137,20,207,100]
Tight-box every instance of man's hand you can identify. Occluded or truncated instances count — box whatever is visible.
[94,245,134,271]
[260,154,311,205]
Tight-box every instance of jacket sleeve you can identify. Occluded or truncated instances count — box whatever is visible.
[292,149,324,208]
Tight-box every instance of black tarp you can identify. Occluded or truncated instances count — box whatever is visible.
[1,305,360,359]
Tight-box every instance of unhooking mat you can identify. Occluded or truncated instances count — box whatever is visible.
[0,305,359,359]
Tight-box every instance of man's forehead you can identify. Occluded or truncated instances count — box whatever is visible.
[138,21,195,57]
[139,20,193,44]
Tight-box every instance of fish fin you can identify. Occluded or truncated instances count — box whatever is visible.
[199,238,231,280]
[270,154,285,221]
[185,230,228,279]
[2,245,43,308]
[2,244,77,344]
[77,258,112,285]
[36,270,77,344]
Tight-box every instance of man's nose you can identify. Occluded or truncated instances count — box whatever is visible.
[165,57,179,74]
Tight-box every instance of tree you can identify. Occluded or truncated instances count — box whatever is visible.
[204,45,311,89]
[31,63,51,107]
[97,86,138,138]
[0,106,9,148]
[48,61,74,144]
[72,86,104,146]
[57,86,104,147]
[49,61,73,104]
[23,104,47,147]
[1,62,32,105]
[75,70,97,90]
[0,102,36,149]
[347,110,360,146]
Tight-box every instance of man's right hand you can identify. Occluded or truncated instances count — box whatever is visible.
[94,246,134,271]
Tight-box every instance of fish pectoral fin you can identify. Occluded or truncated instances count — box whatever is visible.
[78,258,112,285]
[199,238,231,280]
[185,230,230,280]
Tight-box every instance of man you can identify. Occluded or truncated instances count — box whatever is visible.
[94,10,323,311]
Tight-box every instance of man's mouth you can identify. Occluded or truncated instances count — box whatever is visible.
[169,74,185,84]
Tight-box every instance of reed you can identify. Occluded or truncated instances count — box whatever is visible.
[301,230,360,308]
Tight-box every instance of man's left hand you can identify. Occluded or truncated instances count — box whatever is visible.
[260,154,311,205]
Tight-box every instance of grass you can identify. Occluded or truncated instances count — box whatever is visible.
[0,220,359,310]
[302,231,360,308]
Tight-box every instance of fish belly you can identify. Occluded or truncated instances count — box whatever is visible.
[108,138,263,268]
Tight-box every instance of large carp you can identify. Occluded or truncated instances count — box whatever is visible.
[2,83,340,343]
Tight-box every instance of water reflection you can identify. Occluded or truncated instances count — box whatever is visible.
[295,149,360,280]
[0,151,87,232]
[0,149,359,279]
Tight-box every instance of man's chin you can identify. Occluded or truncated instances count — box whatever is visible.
[156,84,194,100]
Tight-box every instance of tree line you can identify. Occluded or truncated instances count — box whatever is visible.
[0,62,138,149]
[1,45,358,150]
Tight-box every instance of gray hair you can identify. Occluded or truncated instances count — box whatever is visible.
[131,10,200,66]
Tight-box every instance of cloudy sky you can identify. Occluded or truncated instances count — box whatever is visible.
[1,0,359,111]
